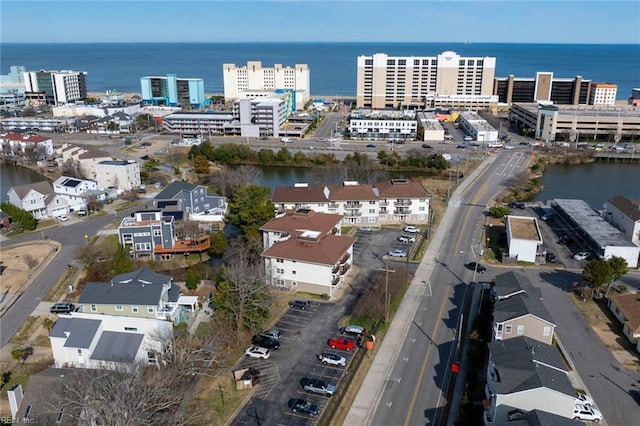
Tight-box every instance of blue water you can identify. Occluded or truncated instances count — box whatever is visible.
[2,42,638,98]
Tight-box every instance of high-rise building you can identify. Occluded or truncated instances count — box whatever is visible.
[589,83,617,106]
[140,73,205,108]
[494,72,597,105]
[23,69,87,105]
[222,61,310,110]
[356,51,496,109]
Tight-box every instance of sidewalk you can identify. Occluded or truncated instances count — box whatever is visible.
[344,155,497,425]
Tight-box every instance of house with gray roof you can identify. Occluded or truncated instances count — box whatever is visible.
[494,409,585,425]
[7,180,69,219]
[78,268,197,323]
[48,312,172,370]
[154,180,227,222]
[484,336,580,424]
[492,272,556,345]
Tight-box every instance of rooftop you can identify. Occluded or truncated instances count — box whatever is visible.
[507,216,543,242]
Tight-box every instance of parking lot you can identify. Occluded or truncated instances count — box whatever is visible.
[230,225,420,424]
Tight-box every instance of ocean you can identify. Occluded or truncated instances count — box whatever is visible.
[1,42,638,98]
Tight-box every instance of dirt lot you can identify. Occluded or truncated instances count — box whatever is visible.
[0,242,57,299]
[570,292,640,371]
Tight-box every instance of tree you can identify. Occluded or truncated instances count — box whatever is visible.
[0,202,36,231]
[42,317,55,333]
[489,206,511,218]
[213,238,272,343]
[582,259,612,298]
[604,255,628,296]
[192,155,211,174]
[226,185,274,235]
[209,231,227,256]
[10,346,26,365]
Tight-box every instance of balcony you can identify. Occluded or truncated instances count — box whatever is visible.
[154,233,210,255]
[345,202,362,208]
[328,203,339,209]
[344,211,362,217]
[332,264,340,274]
[394,208,411,215]
[339,264,351,275]
[396,200,412,206]
[332,276,340,286]
[379,200,389,206]
[339,252,351,265]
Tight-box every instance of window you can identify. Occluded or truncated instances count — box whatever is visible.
[543,326,551,336]
[276,268,284,274]
[132,305,139,313]
[148,306,155,313]
[124,327,138,331]
[292,271,296,275]
[276,258,284,263]
[505,325,512,334]
[77,349,82,356]
[115,305,123,311]
[276,279,285,286]
[90,304,97,312]
[134,242,151,251]
[153,229,161,237]
[517,325,525,335]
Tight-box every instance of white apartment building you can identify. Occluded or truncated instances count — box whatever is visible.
[23,69,87,105]
[348,110,418,142]
[55,143,112,181]
[223,61,310,110]
[589,83,617,106]
[52,176,98,211]
[95,160,141,193]
[356,51,496,109]
[0,131,54,157]
[272,179,430,226]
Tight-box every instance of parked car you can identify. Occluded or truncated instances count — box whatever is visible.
[261,329,281,340]
[327,337,356,351]
[456,144,467,149]
[403,225,421,233]
[388,249,407,258]
[398,235,416,244]
[503,145,514,150]
[252,334,280,349]
[259,135,269,140]
[289,299,310,310]
[77,208,87,216]
[573,252,589,261]
[317,352,347,367]
[288,398,319,416]
[575,393,595,406]
[546,252,557,263]
[421,144,433,149]
[464,135,473,141]
[301,377,336,396]
[465,262,487,273]
[244,346,270,359]
[360,226,373,232]
[366,143,376,148]
[57,215,68,222]
[281,137,292,143]
[572,403,602,422]
[340,325,367,337]
[50,302,75,314]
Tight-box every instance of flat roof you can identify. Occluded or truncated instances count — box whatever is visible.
[552,199,635,248]
[507,216,542,241]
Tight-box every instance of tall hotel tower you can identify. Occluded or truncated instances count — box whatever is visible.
[356,51,496,109]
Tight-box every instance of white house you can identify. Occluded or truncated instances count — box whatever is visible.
[605,195,640,247]
[7,181,68,219]
[52,176,98,212]
[95,159,141,193]
[484,336,580,424]
[608,293,640,353]
[260,209,355,297]
[0,131,54,157]
[505,215,543,263]
[49,312,173,370]
[272,179,430,227]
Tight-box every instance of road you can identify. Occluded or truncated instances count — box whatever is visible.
[0,203,142,347]
[358,151,531,425]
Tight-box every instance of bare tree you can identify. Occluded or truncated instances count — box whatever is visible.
[177,220,200,240]
[213,237,272,343]
[217,165,263,198]
[61,159,87,179]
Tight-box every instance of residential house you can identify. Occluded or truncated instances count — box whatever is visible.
[95,159,141,193]
[52,175,98,212]
[605,195,640,246]
[78,268,197,323]
[7,181,68,219]
[118,210,210,260]
[505,216,544,263]
[484,336,580,424]
[92,112,135,134]
[0,131,54,158]
[154,181,227,222]
[607,293,640,353]
[49,312,173,370]
[271,179,430,226]
[261,209,356,297]
[492,272,556,345]
[55,143,112,181]
[0,210,11,228]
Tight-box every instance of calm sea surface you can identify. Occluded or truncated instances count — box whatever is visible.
[2,43,638,98]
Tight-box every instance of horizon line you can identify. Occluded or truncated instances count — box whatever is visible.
[2,41,637,45]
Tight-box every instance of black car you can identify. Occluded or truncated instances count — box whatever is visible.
[465,262,487,273]
[50,302,75,314]
[546,252,557,263]
[421,144,433,149]
[289,299,310,310]
[288,398,319,416]
[456,144,467,149]
[251,334,280,349]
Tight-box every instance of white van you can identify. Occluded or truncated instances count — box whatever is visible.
[281,137,292,143]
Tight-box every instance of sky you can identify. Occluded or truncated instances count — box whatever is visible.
[1,0,639,44]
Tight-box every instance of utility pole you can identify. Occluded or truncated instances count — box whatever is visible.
[374,252,396,323]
